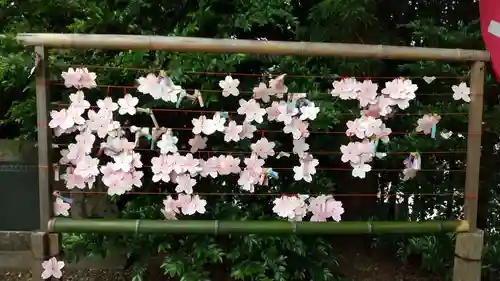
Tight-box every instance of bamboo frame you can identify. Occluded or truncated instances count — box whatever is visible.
[48,218,470,234]
[25,32,487,281]
[16,33,490,61]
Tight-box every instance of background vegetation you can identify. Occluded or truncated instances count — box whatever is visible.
[1,0,499,280]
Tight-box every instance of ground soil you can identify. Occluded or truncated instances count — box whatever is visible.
[0,243,443,281]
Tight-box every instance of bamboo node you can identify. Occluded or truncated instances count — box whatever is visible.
[134,219,140,236]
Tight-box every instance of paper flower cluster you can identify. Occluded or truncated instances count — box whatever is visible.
[51,70,324,221]
[47,67,472,279]
[273,194,344,222]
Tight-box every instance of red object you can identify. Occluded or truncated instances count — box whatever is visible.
[480,0,500,80]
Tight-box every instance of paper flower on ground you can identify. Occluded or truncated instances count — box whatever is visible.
[283,118,310,140]
[299,102,320,121]
[239,122,257,139]
[41,257,65,279]
[250,137,276,159]
[237,99,266,123]
[157,131,179,154]
[308,195,344,222]
[219,75,240,97]
[253,82,272,102]
[331,78,359,100]
[177,194,207,215]
[452,82,471,102]
[188,135,208,153]
[224,121,243,142]
[293,154,319,182]
[118,94,139,115]
[53,198,70,216]
[272,195,307,221]
[416,114,441,135]
[175,174,197,194]
[61,67,97,89]
[97,97,119,114]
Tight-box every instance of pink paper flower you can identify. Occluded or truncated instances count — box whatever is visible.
[97,97,119,113]
[188,135,208,153]
[266,101,282,122]
[452,82,471,102]
[250,137,276,159]
[217,155,241,175]
[331,78,359,100]
[268,74,288,98]
[237,99,266,123]
[69,91,91,111]
[283,118,310,140]
[293,154,319,182]
[177,194,207,215]
[53,198,70,216]
[41,257,65,279]
[219,75,240,97]
[118,94,139,115]
[272,195,307,221]
[224,121,243,142]
[61,67,97,89]
[253,82,272,102]
[74,155,100,179]
[175,174,197,194]
[308,195,344,222]
[239,122,257,139]
[357,80,379,107]
[200,157,219,178]
[416,114,441,135]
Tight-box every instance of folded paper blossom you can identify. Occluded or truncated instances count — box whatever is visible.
[61,67,97,89]
[224,121,243,142]
[250,137,276,159]
[451,82,471,102]
[41,257,65,279]
[219,75,240,97]
[53,197,71,216]
[188,134,208,153]
[118,94,139,115]
[237,99,266,123]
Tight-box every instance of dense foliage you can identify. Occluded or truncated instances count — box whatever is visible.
[1,0,500,280]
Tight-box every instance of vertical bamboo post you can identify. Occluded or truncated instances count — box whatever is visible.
[452,61,485,281]
[32,45,61,281]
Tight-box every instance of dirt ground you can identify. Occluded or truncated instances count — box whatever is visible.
[0,253,442,281]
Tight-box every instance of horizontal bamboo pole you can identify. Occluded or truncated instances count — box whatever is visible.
[16,33,489,61]
[48,218,469,234]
